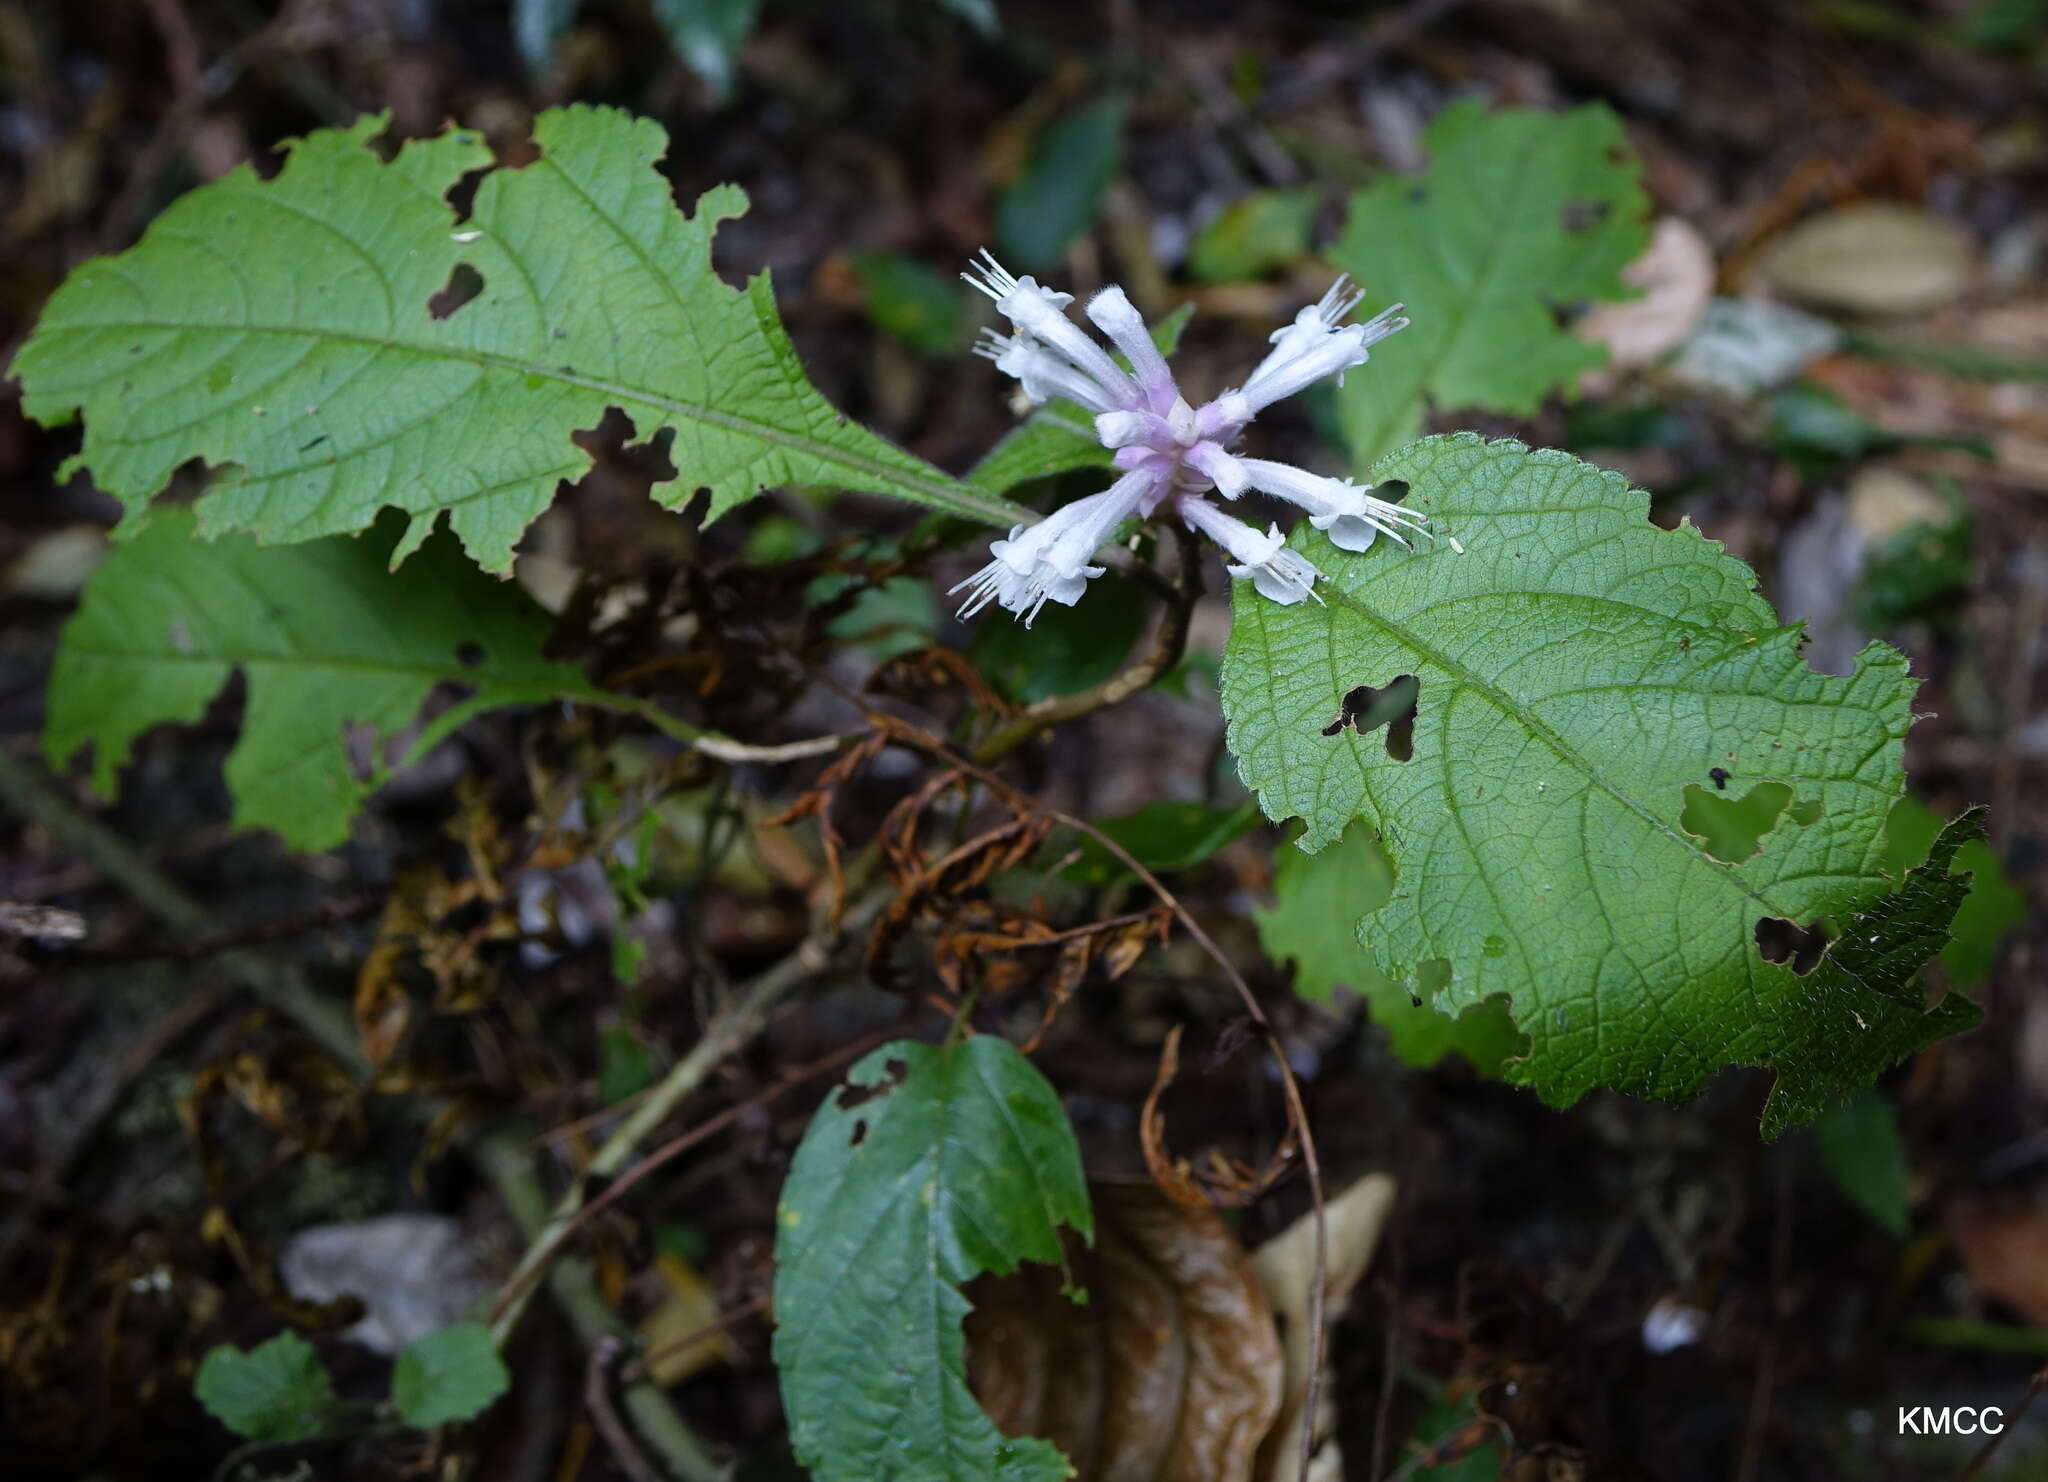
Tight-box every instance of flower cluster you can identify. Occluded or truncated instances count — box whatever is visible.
[953,252,1421,625]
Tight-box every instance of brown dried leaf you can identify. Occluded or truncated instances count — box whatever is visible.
[767,730,887,926]
[1142,1026,1295,1210]
[966,1181,1284,1482]
[1948,1197,2048,1328]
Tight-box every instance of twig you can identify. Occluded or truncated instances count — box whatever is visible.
[487,886,889,1345]
[620,1293,772,1387]
[971,524,1203,765]
[492,1017,897,1331]
[476,1130,722,1482]
[1734,1150,1795,1482]
[0,749,361,1070]
[1950,1364,2048,1482]
[584,1338,665,1482]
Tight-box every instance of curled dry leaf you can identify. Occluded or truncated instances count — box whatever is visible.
[1141,1025,1295,1209]
[965,1181,1284,1482]
[1574,216,1714,370]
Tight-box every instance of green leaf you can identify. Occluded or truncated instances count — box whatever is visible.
[45,508,602,850]
[969,567,1148,702]
[773,1036,1090,1482]
[852,250,969,355]
[996,95,1127,271]
[1061,798,1261,887]
[653,0,761,101]
[1883,794,2024,990]
[1856,492,1973,630]
[1811,1089,1910,1237]
[967,303,1193,495]
[1331,102,1649,465]
[13,108,1025,576]
[1188,187,1322,283]
[1221,435,1981,1134]
[598,1023,659,1104]
[195,1332,336,1443]
[1256,821,1521,1074]
[391,1323,512,1429]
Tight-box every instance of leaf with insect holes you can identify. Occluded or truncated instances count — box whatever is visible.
[1331,102,1650,464]
[11,107,1026,575]
[44,508,606,850]
[1256,821,1522,1075]
[1221,434,1979,1134]
[774,1036,1091,1482]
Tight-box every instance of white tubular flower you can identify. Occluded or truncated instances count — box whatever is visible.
[953,253,1412,623]
[949,468,1160,627]
[1184,441,1249,497]
[1240,292,1408,413]
[1095,408,1167,449]
[977,330,1122,413]
[1086,285,1178,411]
[1236,458,1429,551]
[964,250,1140,412]
[1177,496,1324,606]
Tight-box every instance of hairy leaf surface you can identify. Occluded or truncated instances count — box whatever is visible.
[46,509,601,849]
[1221,435,1975,1131]
[774,1037,1090,1482]
[1256,822,1521,1074]
[14,107,1024,573]
[1331,103,1649,464]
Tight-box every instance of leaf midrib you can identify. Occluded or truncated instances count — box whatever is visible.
[1321,581,1789,918]
[42,316,1028,528]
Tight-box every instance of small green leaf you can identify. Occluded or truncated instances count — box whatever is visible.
[45,509,603,850]
[1331,102,1650,465]
[391,1323,511,1429]
[1256,821,1521,1073]
[825,574,941,661]
[1856,493,1972,630]
[1188,187,1322,283]
[1061,798,1261,887]
[852,251,969,355]
[1883,794,2025,990]
[774,1036,1090,1482]
[13,108,1025,575]
[598,1024,659,1105]
[653,0,761,101]
[969,568,1147,702]
[1812,1089,1911,1236]
[997,95,1127,271]
[195,1332,336,1443]
[1221,435,1979,1133]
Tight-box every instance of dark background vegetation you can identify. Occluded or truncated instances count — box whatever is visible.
[2,1,2045,1479]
